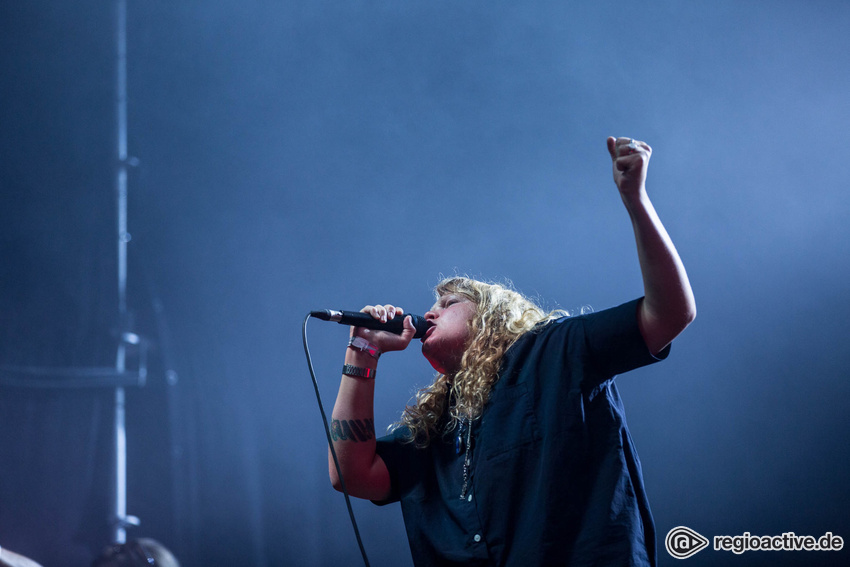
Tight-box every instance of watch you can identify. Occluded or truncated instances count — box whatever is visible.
[342,364,376,379]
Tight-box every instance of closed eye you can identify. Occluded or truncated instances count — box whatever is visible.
[444,295,468,309]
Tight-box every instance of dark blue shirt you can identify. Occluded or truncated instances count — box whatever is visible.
[376,298,669,567]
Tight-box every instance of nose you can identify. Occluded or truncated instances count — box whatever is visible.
[425,310,437,321]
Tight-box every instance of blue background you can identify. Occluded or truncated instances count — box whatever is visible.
[1,1,848,566]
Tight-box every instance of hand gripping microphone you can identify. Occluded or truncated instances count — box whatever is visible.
[310,310,431,339]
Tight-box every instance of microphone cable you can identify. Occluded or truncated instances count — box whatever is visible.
[302,313,371,567]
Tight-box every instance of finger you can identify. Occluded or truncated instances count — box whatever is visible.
[613,137,649,158]
[614,154,644,174]
[371,305,387,323]
[613,138,634,158]
[399,315,417,342]
[607,136,617,160]
[383,304,405,320]
[627,139,649,153]
[383,304,398,321]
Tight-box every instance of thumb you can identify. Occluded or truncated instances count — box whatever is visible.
[400,315,417,343]
[606,136,617,160]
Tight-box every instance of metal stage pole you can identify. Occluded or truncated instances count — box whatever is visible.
[112,0,140,544]
[0,0,149,546]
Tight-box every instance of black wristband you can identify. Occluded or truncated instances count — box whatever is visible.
[342,364,375,379]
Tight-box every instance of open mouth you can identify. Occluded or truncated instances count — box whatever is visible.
[421,325,435,342]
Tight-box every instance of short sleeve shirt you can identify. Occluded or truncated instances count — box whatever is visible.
[375,298,669,567]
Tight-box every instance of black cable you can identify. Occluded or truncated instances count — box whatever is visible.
[302,314,371,567]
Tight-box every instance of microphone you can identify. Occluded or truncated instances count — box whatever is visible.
[310,310,431,339]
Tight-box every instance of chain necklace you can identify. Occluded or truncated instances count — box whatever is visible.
[455,417,473,499]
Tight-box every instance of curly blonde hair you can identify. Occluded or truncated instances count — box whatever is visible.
[395,277,565,447]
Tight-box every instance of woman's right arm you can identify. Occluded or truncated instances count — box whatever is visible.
[328,304,415,501]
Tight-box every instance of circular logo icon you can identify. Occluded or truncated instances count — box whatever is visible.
[666,526,709,559]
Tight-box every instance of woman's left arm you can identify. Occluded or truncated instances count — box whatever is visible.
[607,136,697,355]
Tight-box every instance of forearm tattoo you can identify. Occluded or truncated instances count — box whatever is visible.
[331,418,375,442]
